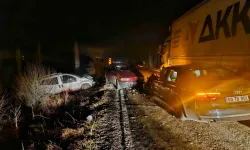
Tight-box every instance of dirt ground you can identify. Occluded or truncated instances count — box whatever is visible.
[4,84,250,150]
[125,91,250,150]
[0,86,108,150]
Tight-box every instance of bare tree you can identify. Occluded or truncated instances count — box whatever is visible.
[10,104,21,128]
[16,63,54,118]
[0,84,7,130]
[0,95,6,121]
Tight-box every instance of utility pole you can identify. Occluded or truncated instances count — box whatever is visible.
[74,41,80,72]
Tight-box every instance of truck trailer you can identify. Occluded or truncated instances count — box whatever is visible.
[164,0,250,72]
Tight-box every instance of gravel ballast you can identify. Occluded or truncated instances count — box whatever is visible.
[95,89,123,150]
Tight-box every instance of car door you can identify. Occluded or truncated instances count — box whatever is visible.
[163,68,179,107]
[152,67,168,97]
[152,80,163,97]
[60,75,79,92]
[41,76,62,94]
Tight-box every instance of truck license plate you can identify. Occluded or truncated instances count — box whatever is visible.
[226,95,249,103]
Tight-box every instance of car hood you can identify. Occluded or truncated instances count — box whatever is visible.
[80,77,93,82]
[82,74,93,79]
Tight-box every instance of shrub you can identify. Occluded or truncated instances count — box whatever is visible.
[15,63,54,117]
[40,95,65,115]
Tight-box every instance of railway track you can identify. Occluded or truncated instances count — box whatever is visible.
[118,89,134,150]
[97,87,250,149]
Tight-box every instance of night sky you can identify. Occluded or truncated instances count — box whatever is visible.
[0,0,203,60]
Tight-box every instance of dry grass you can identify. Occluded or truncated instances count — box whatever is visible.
[26,141,62,150]
[46,143,62,150]
[42,95,64,109]
[40,92,71,115]
[91,97,107,109]
[82,139,97,150]
[66,91,108,150]
[62,118,100,150]
[99,84,115,91]
[61,127,84,141]
[84,121,97,136]
[63,120,99,150]
[67,139,97,150]
[90,91,110,109]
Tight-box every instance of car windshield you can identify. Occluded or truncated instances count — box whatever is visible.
[71,74,80,78]
[115,64,129,71]
[119,66,129,71]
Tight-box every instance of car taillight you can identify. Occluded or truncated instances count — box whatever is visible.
[196,92,220,101]
[120,78,130,82]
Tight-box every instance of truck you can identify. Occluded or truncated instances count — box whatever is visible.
[144,0,250,122]
[161,0,250,71]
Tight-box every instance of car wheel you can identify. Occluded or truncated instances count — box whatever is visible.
[81,83,91,90]
[116,80,121,90]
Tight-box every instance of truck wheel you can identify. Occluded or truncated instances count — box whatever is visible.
[81,83,91,90]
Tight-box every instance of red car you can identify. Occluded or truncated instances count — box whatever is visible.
[105,63,138,89]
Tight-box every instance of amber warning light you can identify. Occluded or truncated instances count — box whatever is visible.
[108,58,112,65]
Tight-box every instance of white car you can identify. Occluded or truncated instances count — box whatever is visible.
[41,73,95,94]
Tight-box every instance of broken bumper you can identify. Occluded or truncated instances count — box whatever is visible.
[198,107,250,122]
